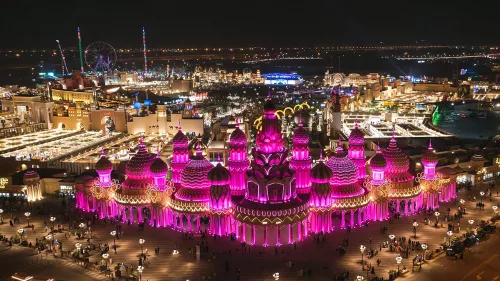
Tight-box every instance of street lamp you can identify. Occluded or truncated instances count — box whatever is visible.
[273,272,280,280]
[413,222,419,238]
[434,211,440,224]
[447,230,453,245]
[137,265,144,281]
[357,276,364,281]
[492,205,498,215]
[102,253,109,268]
[360,245,366,264]
[46,234,53,250]
[25,212,31,227]
[172,250,179,255]
[139,238,145,257]
[50,216,56,229]
[389,234,395,244]
[110,231,117,250]
[480,191,485,204]
[17,228,24,236]
[75,242,82,250]
[396,256,403,272]
[460,199,465,204]
[421,243,428,258]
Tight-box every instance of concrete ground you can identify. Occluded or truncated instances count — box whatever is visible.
[0,184,498,281]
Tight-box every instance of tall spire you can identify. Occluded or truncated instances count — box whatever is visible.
[178,119,182,131]
[267,91,271,100]
[355,119,358,128]
[196,140,202,158]
[101,147,106,157]
[299,113,303,127]
[428,139,433,149]
[320,150,324,162]
[336,137,343,152]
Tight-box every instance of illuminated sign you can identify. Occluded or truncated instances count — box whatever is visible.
[0,178,8,188]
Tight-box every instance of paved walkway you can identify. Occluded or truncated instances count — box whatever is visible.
[0,184,497,281]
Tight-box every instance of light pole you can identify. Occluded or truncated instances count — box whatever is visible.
[273,272,280,280]
[50,216,56,229]
[493,205,498,216]
[17,228,24,237]
[480,191,485,204]
[139,238,145,257]
[460,199,466,214]
[396,256,402,273]
[360,245,366,264]
[46,234,53,251]
[413,222,418,239]
[468,219,475,235]
[25,212,31,227]
[137,265,144,281]
[434,211,440,225]
[79,222,85,239]
[357,276,364,281]
[75,242,82,251]
[389,234,395,245]
[102,253,109,268]
[110,231,117,250]
[447,230,453,246]
[421,243,428,259]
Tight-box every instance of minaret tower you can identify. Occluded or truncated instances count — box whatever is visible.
[171,121,189,184]
[290,115,312,194]
[228,119,249,196]
[348,120,366,180]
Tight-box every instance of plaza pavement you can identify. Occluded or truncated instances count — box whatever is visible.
[0,184,498,281]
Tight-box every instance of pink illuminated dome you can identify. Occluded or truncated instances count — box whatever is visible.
[208,163,231,208]
[326,146,365,197]
[382,135,410,175]
[125,140,155,180]
[172,123,189,149]
[348,121,364,146]
[326,149,359,186]
[310,159,333,207]
[208,162,231,185]
[230,122,247,147]
[95,149,113,174]
[370,146,387,171]
[177,142,214,201]
[150,154,169,177]
[421,141,438,167]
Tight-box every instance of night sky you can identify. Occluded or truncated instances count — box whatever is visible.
[0,0,497,49]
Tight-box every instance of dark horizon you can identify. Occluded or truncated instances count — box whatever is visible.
[1,0,498,49]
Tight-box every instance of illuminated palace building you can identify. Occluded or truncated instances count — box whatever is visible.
[76,98,455,246]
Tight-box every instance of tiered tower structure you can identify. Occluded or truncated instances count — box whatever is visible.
[93,149,117,218]
[228,120,249,196]
[171,122,190,184]
[290,116,312,194]
[114,138,155,223]
[348,121,366,180]
[170,141,213,232]
[208,159,232,235]
[326,140,369,229]
[383,134,421,215]
[234,96,308,246]
[366,146,390,221]
[420,141,440,209]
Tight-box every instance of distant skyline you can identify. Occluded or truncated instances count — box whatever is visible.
[0,0,498,49]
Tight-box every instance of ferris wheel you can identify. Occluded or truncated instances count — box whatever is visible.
[84,41,117,73]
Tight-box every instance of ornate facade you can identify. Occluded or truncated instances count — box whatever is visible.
[76,97,455,246]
